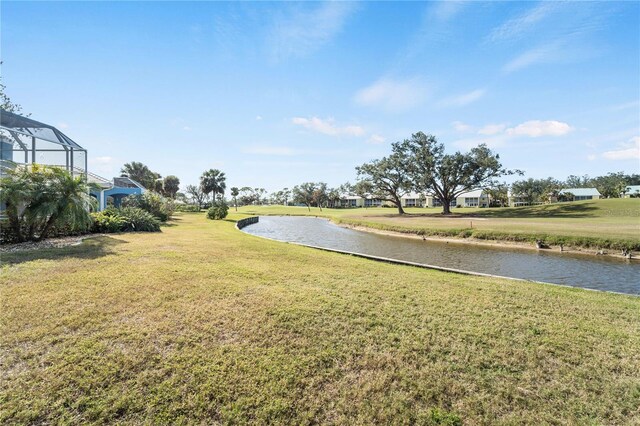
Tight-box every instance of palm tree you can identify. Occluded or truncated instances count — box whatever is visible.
[0,167,33,242]
[28,167,94,241]
[200,169,226,201]
[1,165,94,242]
[230,187,239,211]
[121,161,161,190]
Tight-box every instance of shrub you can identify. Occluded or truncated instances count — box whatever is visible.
[207,201,229,220]
[0,165,94,242]
[122,191,174,221]
[175,204,201,212]
[118,207,161,232]
[91,211,127,233]
[90,207,161,233]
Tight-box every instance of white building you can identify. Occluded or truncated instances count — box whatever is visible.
[559,188,601,201]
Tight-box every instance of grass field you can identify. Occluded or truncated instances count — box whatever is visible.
[238,198,640,250]
[2,213,639,424]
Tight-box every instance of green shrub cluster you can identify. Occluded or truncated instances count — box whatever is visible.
[207,201,229,220]
[174,204,201,212]
[91,207,161,233]
[0,165,94,243]
[122,191,174,221]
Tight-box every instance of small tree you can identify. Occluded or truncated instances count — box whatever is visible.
[207,200,229,220]
[185,184,207,208]
[312,182,328,211]
[292,182,318,211]
[162,175,180,198]
[511,178,560,205]
[230,187,239,211]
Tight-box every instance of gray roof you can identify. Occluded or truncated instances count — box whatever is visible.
[0,108,84,149]
[560,188,601,196]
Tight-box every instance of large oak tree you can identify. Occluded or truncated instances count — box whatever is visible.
[356,145,413,215]
[399,132,516,215]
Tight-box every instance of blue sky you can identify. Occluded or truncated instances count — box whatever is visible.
[2,1,639,192]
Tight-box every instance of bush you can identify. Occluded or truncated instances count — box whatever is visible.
[207,201,229,220]
[118,207,162,232]
[175,204,201,212]
[91,211,127,233]
[90,207,161,233]
[122,191,174,221]
[0,165,94,242]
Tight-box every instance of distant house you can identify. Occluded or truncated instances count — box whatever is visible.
[338,194,364,208]
[508,191,537,207]
[622,185,640,198]
[400,192,425,208]
[422,189,488,208]
[559,188,601,201]
[456,189,489,208]
[88,174,145,211]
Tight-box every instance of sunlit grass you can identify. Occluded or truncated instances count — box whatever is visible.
[1,213,639,424]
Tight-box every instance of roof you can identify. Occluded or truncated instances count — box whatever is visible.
[401,192,424,199]
[560,188,601,196]
[625,185,640,194]
[457,189,485,198]
[0,108,84,150]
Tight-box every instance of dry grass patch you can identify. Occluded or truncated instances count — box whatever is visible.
[1,213,639,424]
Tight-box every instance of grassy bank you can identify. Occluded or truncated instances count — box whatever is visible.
[238,198,640,251]
[1,212,639,424]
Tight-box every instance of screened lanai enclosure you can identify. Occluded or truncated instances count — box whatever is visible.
[0,108,87,178]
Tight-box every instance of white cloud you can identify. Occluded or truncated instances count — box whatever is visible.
[452,119,573,149]
[488,2,561,43]
[602,137,640,161]
[502,45,559,73]
[57,122,69,130]
[354,78,428,112]
[292,116,365,137]
[367,134,385,145]
[431,1,467,22]
[183,126,192,131]
[587,154,597,161]
[452,121,474,133]
[255,115,263,121]
[506,120,573,137]
[440,89,486,107]
[268,2,356,61]
[478,123,507,135]
[242,146,294,156]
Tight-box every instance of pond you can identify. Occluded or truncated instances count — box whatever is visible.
[241,216,640,296]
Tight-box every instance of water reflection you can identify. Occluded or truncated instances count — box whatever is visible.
[242,216,640,295]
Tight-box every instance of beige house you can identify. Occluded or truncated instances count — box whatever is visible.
[424,189,489,208]
[559,188,601,201]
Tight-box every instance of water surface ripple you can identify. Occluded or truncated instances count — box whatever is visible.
[242,216,640,296]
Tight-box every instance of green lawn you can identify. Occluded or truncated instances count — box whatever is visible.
[237,198,640,249]
[1,213,639,424]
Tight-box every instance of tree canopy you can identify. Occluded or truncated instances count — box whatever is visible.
[356,146,413,215]
[200,169,226,200]
[120,162,161,190]
[399,132,517,214]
